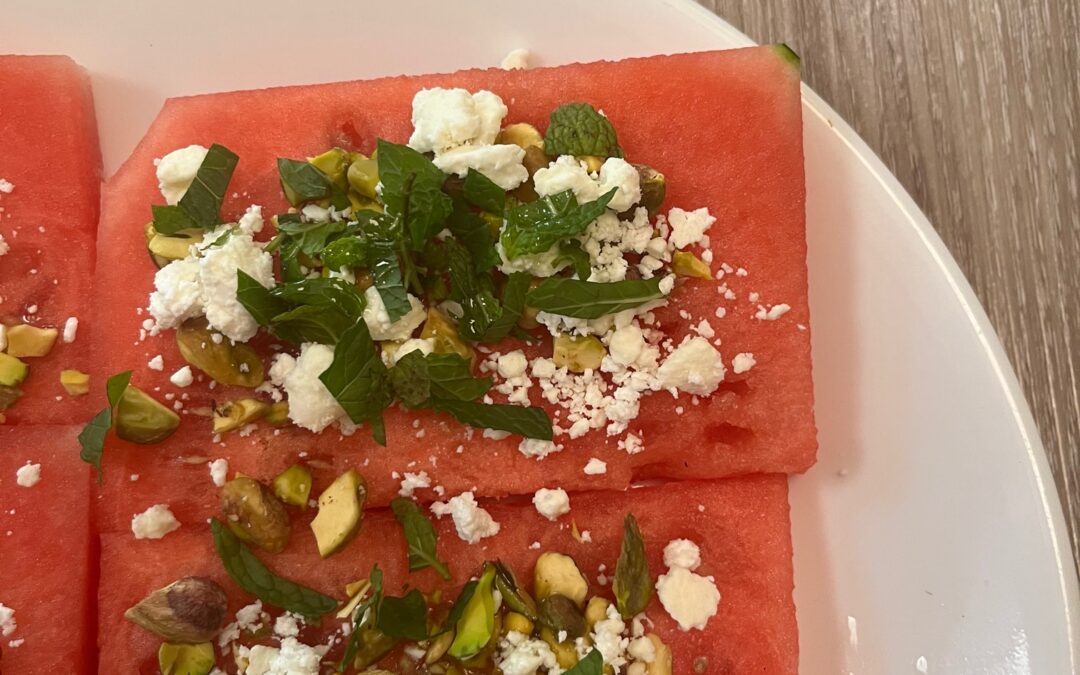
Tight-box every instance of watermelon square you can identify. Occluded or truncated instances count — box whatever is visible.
[98,476,796,675]
[0,425,94,674]
[0,56,101,425]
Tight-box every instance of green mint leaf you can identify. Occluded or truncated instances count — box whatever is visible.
[319,319,392,444]
[179,144,240,228]
[526,277,664,319]
[377,139,453,251]
[388,351,432,408]
[277,158,333,206]
[390,498,452,580]
[376,590,429,641]
[278,240,306,283]
[236,270,287,327]
[275,218,347,258]
[321,236,369,272]
[78,408,111,484]
[544,103,623,158]
[458,291,503,342]
[501,188,615,259]
[210,518,337,618]
[390,352,491,408]
[564,650,604,675]
[274,277,366,316]
[268,278,366,344]
[106,371,132,409]
[463,169,505,216]
[429,399,552,440]
[151,204,196,235]
[270,305,348,344]
[475,272,531,343]
[613,513,652,618]
[446,195,500,272]
[554,241,593,281]
[369,239,412,323]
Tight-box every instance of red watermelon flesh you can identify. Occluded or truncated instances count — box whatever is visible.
[98,476,796,675]
[0,425,94,674]
[92,47,814,494]
[0,56,101,424]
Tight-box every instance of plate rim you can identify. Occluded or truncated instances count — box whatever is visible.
[661,0,1080,663]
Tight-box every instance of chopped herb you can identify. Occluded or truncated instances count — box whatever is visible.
[390,498,452,580]
[106,370,132,408]
[339,565,384,672]
[274,218,347,258]
[277,157,333,206]
[319,319,391,445]
[78,371,132,483]
[545,102,623,158]
[526,277,664,319]
[236,270,287,326]
[463,169,505,216]
[564,649,604,675]
[391,352,492,408]
[377,139,453,251]
[613,513,652,618]
[320,236,369,272]
[429,399,552,441]
[475,271,531,343]
[368,238,412,323]
[210,518,337,618]
[375,589,429,641]
[500,188,615,259]
[446,195,500,272]
[554,241,593,280]
[271,304,351,345]
[153,144,239,233]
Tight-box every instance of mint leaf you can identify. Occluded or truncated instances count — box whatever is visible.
[377,139,453,251]
[377,590,429,641]
[274,278,365,316]
[271,305,351,344]
[391,352,491,406]
[545,103,623,158]
[277,158,332,206]
[564,650,604,675]
[526,277,664,319]
[429,399,552,441]
[319,319,392,445]
[613,513,652,618]
[391,498,452,580]
[106,371,132,408]
[236,270,287,326]
[554,241,592,280]
[369,239,412,323]
[152,144,238,233]
[475,272,531,343]
[211,518,337,618]
[321,236,369,272]
[501,188,615,259]
[150,204,196,235]
[78,408,111,484]
[463,169,505,216]
[446,195,500,272]
[269,278,366,344]
[275,218,347,258]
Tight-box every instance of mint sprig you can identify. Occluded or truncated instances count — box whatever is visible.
[377,139,453,251]
[544,103,623,158]
[500,188,616,259]
[391,497,452,580]
[526,277,665,319]
[77,371,132,482]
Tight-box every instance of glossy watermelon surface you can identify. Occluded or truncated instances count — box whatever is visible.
[0,55,101,424]
[93,47,814,505]
[0,426,94,674]
[97,477,797,675]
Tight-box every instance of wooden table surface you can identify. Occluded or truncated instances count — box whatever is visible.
[700,1,1080,564]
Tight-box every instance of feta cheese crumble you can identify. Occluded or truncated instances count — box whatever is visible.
[500,48,531,71]
[170,365,194,387]
[269,344,351,434]
[0,234,8,258]
[15,462,40,488]
[0,178,13,194]
[667,207,715,250]
[62,316,79,343]
[662,539,702,571]
[208,458,229,487]
[532,488,570,521]
[518,438,562,459]
[131,504,181,540]
[731,352,757,374]
[430,491,500,544]
[655,537,720,631]
[362,286,426,341]
[155,145,209,205]
[495,630,560,675]
[237,637,324,675]
[0,603,15,637]
[583,458,608,475]
[656,337,726,396]
[147,354,165,371]
[399,471,431,498]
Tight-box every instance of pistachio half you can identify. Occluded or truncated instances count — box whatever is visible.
[176,319,263,387]
[125,577,227,643]
[220,477,291,553]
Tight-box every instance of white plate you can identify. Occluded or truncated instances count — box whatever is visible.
[3,1,1078,672]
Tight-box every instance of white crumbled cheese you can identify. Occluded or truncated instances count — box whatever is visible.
[608,324,646,367]
[170,366,195,387]
[0,604,15,637]
[147,354,165,371]
[273,613,301,638]
[754,303,791,321]
[657,337,726,396]
[148,258,204,327]
[500,48,531,70]
[591,604,630,673]
[239,637,323,675]
[619,433,644,455]
[658,274,676,296]
[532,488,570,521]
[0,234,8,258]
[0,179,13,193]
[131,504,181,540]
[62,316,79,343]
[533,155,600,203]
[597,158,642,212]
[197,218,274,342]
[362,286,426,341]
[156,145,209,204]
[386,337,435,366]
[15,462,40,488]
[518,438,562,459]
[269,345,350,433]
[578,209,652,283]
[667,207,715,250]
[495,630,560,675]
[497,350,529,378]
[497,241,571,278]
[430,491,500,544]
[693,319,715,339]
[655,567,720,631]
[399,471,431,498]
[484,428,512,441]
[627,636,656,663]
[663,539,702,571]
[409,88,507,154]
[0,325,5,351]
[583,458,608,475]
[208,458,229,487]
[732,352,757,374]
[433,144,528,190]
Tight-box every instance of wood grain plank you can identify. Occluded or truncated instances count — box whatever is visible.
[699,0,1080,564]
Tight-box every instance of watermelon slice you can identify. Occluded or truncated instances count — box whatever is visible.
[0,425,94,674]
[91,48,814,506]
[0,56,101,425]
[97,476,796,675]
